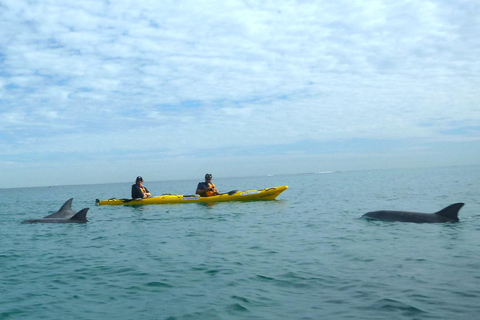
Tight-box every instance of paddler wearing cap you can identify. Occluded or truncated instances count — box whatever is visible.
[131,176,152,199]
[196,173,219,197]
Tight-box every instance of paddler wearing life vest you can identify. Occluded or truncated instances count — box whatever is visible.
[131,176,152,199]
[196,173,219,197]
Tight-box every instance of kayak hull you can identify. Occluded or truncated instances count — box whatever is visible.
[96,185,288,206]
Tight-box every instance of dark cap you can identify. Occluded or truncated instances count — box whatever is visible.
[205,173,212,180]
[136,176,143,183]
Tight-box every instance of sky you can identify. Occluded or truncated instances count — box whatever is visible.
[1,0,479,188]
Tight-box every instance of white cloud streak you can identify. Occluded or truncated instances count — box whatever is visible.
[1,0,479,187]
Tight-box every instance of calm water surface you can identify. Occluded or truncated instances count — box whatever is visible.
[1,166,480,319]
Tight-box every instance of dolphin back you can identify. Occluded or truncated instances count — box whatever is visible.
[435,203,464,222]
[362,203,464,223]
[21,199,89,223]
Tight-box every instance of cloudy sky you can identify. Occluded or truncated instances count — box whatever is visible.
[1,0,479,188]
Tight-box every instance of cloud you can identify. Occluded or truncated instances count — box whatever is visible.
[1,0,479,187]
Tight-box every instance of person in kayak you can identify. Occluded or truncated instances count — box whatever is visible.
[196,173,219,197]
[131,176,152,199]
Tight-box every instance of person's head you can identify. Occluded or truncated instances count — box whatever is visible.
[205,173,212,182]
[136,176,144,185]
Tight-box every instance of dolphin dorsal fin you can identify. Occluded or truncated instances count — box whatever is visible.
[59,198,74,211]
[71,208,89,222]
[435,203,464,220]
[44,198,75,219]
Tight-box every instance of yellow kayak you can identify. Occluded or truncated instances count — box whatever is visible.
[96,185,288,206]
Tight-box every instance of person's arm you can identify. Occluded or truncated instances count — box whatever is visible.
[143,187,151,197]
[210,183,219,195]
[196,183,209,196]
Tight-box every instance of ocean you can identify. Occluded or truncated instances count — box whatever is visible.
[1,166,479,320]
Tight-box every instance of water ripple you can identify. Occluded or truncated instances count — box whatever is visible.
[1,167,480,319]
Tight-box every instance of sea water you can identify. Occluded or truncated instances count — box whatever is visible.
[1,166,479,320]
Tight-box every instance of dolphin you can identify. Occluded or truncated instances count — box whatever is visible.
[22,198,89,224]
[362,203,464,223]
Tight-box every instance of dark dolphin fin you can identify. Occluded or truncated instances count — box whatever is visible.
[44,198,75,219]
[435,203,464,221]
[70,208,89,222]
[59,198,74,211]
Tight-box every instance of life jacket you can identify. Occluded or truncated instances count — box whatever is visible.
[140,186,147,194]
[205,183,217,197]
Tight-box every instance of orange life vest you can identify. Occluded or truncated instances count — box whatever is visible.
[205,183,217,197]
